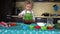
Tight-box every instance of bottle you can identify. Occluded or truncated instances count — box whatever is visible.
[47,18,53,26]
[23,10,33,24]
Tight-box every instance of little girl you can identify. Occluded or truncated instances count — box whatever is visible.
[18,1,35,24]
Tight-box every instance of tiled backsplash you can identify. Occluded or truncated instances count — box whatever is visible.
[16,2,60,17]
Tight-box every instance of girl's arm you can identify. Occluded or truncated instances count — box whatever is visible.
[18,10,25,18]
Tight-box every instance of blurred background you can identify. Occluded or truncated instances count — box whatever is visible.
[0,0,60,23]
[16,0,60,17]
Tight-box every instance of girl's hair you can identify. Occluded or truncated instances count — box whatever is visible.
[24,1,33,9]
[24,1,32,6]
[24,1,31,4]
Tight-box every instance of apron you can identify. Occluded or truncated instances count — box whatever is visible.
[23,10,33,24]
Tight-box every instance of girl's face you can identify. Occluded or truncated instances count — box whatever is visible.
[25,4,32,10]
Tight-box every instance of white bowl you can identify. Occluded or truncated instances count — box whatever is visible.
[37,22,46,26]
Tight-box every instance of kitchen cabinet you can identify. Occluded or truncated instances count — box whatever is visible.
[33,0,60,2]
[16,0,60,2]
[0,0,16,21]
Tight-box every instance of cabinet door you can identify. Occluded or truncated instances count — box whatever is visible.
[0,0,15,21]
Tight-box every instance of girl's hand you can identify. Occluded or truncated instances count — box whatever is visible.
[18,14,23,18]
